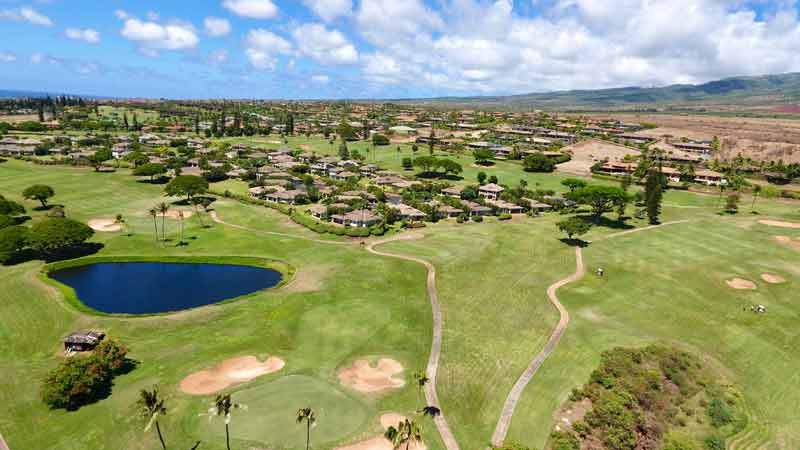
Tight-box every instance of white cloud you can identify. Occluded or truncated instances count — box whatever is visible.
[0,52,16,63]
[355,0,443,46]
[244,29,292,69]
[114,10,130,20]
[30,52,44,64]
[204,17,231,36]
[121,18,199,55]
[292,23,358,64]
[65,28,101,44]
[222,0,278,19]
[0,6,53,26]
[311,74,330,84]
[146,11,160,21]
[302,0,351,22]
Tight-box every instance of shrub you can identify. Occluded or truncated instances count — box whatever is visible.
[523,153,556,172]
[498,213,512,220]
[707,397,733,427]
[372,134,390,146]
[704,435,725,450]
[472,215,483,223]
[549,431,580,450]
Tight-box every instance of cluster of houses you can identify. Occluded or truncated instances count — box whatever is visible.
[597,161,727,186]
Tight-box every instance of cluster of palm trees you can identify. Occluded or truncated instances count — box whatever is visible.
[136,372,440,450]
[148,202,187,245]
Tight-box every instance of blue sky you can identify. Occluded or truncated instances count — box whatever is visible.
[1,0,799,99]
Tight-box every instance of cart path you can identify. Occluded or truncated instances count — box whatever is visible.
[210,210,350,245]
[366,234,461,450]
[599,219,692,240]
[490,246,585,448]
[0,432,9,450]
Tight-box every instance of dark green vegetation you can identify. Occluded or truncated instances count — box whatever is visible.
[549,345,742,450]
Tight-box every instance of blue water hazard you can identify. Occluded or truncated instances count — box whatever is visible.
[50,262,282,314]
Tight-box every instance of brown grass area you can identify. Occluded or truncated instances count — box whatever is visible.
[557,139,640,176]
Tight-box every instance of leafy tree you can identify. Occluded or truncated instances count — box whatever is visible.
[750,184,761,211]
[561,178,587,193]
[473,148,495,165]
[23,184,55,209]
[725,193,739,214]
[413,370,429,411]
[88,148,113,171]
[644,167,663,224]
[0,225,29,263]
[28,218,93,256]
[557,217,592,241]
[568,185,627,221]
[0,194,25,216]
[477,172,487,185]
[164,175,208,203]
[523,153,556,172]
[296,407,316,450]
[338,141,350,159]
[337,120,357,141]
[124,151,149,168]
[402,157,413,170]
[138,387,167,450]
[488,175,498,184]
[0,215,12,230]
[133,163,167,182]
[373,134,390,146]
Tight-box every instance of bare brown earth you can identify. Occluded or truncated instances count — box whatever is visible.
[179,356,285,395]
[726,278,757,290]
[553,398,593,433]
[774,235,800,251]
[557,139,640,176]
[595,113,800,162]
[87,218,123,232]
[759,220,800,229]
[761,273,786,284]
[338,358,405,393]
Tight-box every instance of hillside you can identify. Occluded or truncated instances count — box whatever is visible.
[401,73,800,111]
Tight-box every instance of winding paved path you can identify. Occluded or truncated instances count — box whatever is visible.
[490,246,585,447]
[0,432,10,450]
[366,234,461,450]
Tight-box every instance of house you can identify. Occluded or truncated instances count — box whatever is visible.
[462,201,492,216]
[63,330,105,352]
[599,162,636,176]
[694,169,726,186]
[660,167,682,183]
[389,125,417,135]
[385,192,403,205]
[523,198,553,213]
[308,204,328,220]
[266,190,306,204]
[331,209,381,227]
[441,186,464,198]
[487,200,524,214]
[330,170,358,181]
[392,204,426,221]
[478,183,504,200]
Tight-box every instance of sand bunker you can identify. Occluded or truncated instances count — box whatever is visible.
[338,358,405,393]
[335,413,425,450]
[163,209,194,219]
[759,220,800,229]
[726,278,757,290]
[88,218,123,232]
[774,235,800,251]
[761,273,786,284]
[180,355,285,395]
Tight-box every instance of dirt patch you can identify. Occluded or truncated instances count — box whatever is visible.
[761,273,786,284]
[553,398,592,433]
[338,358,405,393]
[775,235,800,251]
[335,413,425,450]
[179,355,285,395]
[726,278,757,290]
[759,220,800,229]
[557,139,640,176]
[88,218,123,232]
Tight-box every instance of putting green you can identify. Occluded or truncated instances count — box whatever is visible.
[201,375,371,448]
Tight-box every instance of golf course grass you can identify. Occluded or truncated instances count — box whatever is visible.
[1,157,799,450]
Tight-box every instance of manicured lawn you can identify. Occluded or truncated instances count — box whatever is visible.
[0,160,435,450]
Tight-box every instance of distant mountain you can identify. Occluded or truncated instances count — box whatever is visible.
[400,73,800,110]
[0,89,108,99]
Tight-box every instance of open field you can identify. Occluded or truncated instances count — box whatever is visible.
[556,139,640,176]
[593,113,800,162]
[1,158,800,449]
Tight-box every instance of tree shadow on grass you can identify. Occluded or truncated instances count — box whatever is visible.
[4,243,106,266]
[577,214,635,230]
[559,238,590,248]
[136,176,170,185]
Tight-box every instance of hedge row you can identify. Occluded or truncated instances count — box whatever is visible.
[290,211,386,237]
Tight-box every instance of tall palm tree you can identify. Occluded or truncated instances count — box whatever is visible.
[296,407,316,450]
[210,394,246,450]
[177,211,185,245]
[158,202,170,241]
[137,387,167,450]
[384,419,422,450]
[148,208,159,242]
[751,184,762,211]
[412,371,429,411]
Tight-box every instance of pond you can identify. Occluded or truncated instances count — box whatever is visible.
[50,262,283,314]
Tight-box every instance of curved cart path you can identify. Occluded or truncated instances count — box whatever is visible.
[0,432,9,450]
[366,234,461,450]
[490,247,585,447]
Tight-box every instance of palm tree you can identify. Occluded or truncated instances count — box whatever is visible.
[137,387,167,450]
[296,407,316,450]
[177,211,185,245]
[210,394,246,450]
[149,208,159,242]
[412,371,429,411]
[158,202,170,241]
[751,184,762,211]
[384,419,422,450]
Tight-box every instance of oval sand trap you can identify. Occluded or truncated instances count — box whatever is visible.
[335,413,425,450]
[759,220,800,229]
[180,355,285,395]
[88,219,123,232]
[726,278,757,290]
[338,358,405,393]
[775,236,800,251]
[761,273,786,284]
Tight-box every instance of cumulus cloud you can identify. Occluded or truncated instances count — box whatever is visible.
[204,17,231,36]
[355,0,443,46]
[302,0,351,22]
[0,52,16,63]
[292,23,358,64]
[207,49,229,65]
[65,28,101,44]
[223,0,278,19]
[0,6,53,26]
[311,74,330,84]
[120,17,199,55]
[244,28,292,69]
